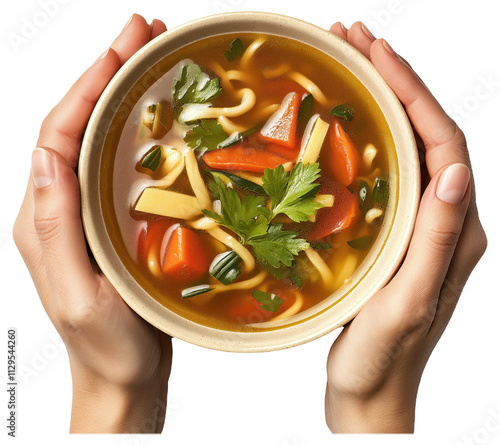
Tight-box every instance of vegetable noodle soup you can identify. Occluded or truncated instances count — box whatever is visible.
[104,33,394,331]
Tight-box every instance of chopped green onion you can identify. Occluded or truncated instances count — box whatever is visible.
[298,93,314,125]
[309,241,333,251]
[347,235,374,251]
[181,285,214,299]
[141,145,162,172]
[209,250,242,285]
[330,104,354,121]
[252,290,284,312]
[224,38,245,62]
[373,178,389,204]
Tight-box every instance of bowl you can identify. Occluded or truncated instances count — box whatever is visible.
[79,12,419,352]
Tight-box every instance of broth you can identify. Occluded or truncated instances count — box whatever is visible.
[103,33,394,331]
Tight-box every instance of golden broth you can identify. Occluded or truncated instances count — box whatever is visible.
[102,33,393,331]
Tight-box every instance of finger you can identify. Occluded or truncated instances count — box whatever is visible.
[369,39,471,177]
[31,147,98,311]
[388,163,471,316]
[111,14,151,65]
[38,48,121,167]
[346,22,376,60]
[150,19,167,40]
[329,22,348,40]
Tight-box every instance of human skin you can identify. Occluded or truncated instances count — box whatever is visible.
[13,15,172,433]
[324,22,487,433]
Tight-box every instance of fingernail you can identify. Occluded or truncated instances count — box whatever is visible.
[436,163,470,204]
[361,23,375,40]
[32,148,55,189]
[122,14,135,31]
[95,48,109,63]
[340,23,348,34]
[382,39,399,58]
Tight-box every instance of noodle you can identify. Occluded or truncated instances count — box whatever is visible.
[218,116,248,134]
[288,72,329,106]
[207,227,255,272]
[211,271,267,294]
[334,254,358,288]
[240,37,266,69]
[189,216,219,231]
[209,61,237,95]
[147,247,162,278]
[305,248,335,287]
[262,62,291,79]
[180,88,256,121]
[155,149,185,188]
[185,149,212,209]
[269,290,303,321]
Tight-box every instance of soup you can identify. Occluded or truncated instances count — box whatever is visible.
[105,33,393,331]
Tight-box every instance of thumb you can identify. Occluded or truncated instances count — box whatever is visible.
[389,162,471,313]
[31,147,97,308]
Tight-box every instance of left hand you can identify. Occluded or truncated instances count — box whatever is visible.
[14,15,173,433]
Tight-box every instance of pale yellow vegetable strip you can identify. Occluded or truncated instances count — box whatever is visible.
[235,172,264,186]
[269,290,303,321]
[288,72,329,106]
[334,254,358,289]
[211,271,267,293]
[305,248,335,287]
[135,188,202,219]
[240,37,266,69]
[298,117,330,164]
[207,227,255,272]
[185,148,212,209]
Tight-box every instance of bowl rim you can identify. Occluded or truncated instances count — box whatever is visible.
[79,11,420,352]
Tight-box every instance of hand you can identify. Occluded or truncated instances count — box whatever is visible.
[13,15,172,434]
[324,22,487,433]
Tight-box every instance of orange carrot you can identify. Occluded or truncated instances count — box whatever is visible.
[162,226,210,284]
[307,179,360,240]
[226,291,295,324]
[259,92,301,149]
[328,119,360,186]
[137,218,172,266]
[203,145,288,173]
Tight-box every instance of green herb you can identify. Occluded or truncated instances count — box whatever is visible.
[330,104,354,121]
[202,177,268,244]
[262,163,323,223]
[141,145,162,172]
[184,119,228,151]
[249,223,310,269]
[298,93,314,125]
[173,63,222,106]
[224,38,245,62]
[358,180,372,215]
[252,290,284,312]
[373,178,389,204]
[217,125,261,149]
[309,241,333,251]
[347,236,374,251]
[207,171,265,194]
[209,250,242,285]
[181,285,214,299]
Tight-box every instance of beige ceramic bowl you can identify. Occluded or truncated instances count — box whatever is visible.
[79,12,419,352]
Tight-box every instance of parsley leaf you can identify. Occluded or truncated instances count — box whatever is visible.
[224,38,245,62]
[184,119,228,151]
[252,290,284,312]
[330,104,354,121]
[173,63,222,106]
[249,223,309,269]
[202,177,268,244]
[262,163,323,222]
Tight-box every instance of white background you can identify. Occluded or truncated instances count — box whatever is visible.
[1,0,499,444]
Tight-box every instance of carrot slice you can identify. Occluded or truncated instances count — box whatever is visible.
[162,226,210,285]
[328,119,360,186]
[137,218,172,266]
[259,92,301,148]
[203,145,288,173]
[306,180,360,240]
